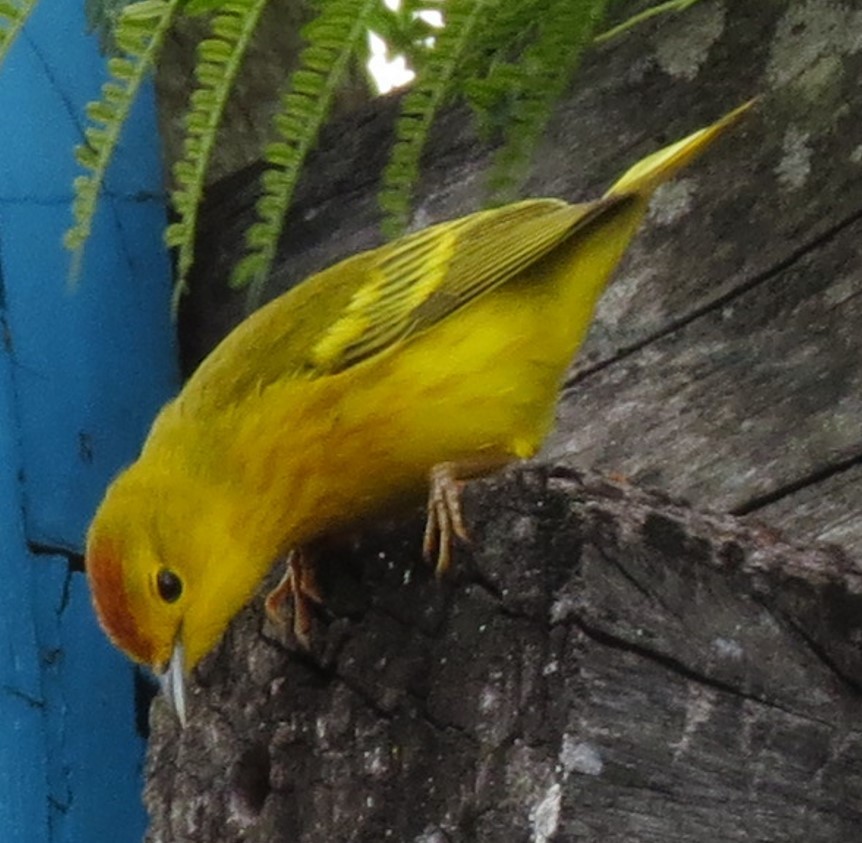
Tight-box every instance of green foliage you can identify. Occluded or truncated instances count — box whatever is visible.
[231,0,378,305]
[379,0,488,238]
[85,0,137,51]
[65,0,182,278]
[166,0,269,308]
[366,0,439,70]
[57,0,705,303]
[484,0,610,203]
[0,0,38,68]
[85,0,212,50]
[378,0,613,232]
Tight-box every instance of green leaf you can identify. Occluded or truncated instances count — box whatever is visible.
[231,0,379,306]
[0,0,39,71]
[168,0,270,307]
[380,0,491,238]
[66,0,181,282]
[486,0,609,202]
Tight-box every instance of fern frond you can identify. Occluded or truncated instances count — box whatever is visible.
[166,0,270,309]
[232,0,378,305]
[378,0,488,239]
[460,0,548,79]
[486,0,609,203]
[367,0,441,68]
[0,0,38,70]
[65,0,181,278]
[456,0,553,141]
[595,0,702,44]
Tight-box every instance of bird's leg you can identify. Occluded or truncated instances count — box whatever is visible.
[265,548,323,648]
[423,456,513,577]
[423,463,469,578]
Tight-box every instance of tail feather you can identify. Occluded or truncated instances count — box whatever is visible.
[607,98,757,197]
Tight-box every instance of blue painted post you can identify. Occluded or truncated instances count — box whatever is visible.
[0,4,178,842]
[0,342,50,842]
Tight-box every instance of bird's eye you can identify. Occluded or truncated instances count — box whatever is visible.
[156,568,183,603]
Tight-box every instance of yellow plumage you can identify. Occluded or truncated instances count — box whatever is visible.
[86,102,753,721]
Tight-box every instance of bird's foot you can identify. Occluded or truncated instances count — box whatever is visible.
[265,548,323,649]
[423,462,471,577]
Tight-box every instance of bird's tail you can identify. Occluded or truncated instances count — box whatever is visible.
[606,98,757,198]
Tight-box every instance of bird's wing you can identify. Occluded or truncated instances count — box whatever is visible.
[307,196,626,375]
[173,195,629,425]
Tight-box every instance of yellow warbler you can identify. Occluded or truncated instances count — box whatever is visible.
[86,101,753,724]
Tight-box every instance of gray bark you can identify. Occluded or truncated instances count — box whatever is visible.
[147,0,862,839]
[145,468,862,842]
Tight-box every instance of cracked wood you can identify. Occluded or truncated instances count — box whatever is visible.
[144,468,862,842]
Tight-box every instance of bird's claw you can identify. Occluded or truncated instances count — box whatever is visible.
[265,548,323,649]
[423,462,470,577]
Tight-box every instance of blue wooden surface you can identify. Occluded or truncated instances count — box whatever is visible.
[0,328,49,843]
[0,3,178,551]
[32,557,149,843]
[0,2,179,841]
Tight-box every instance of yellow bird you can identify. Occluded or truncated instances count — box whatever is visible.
[86,101,753,724]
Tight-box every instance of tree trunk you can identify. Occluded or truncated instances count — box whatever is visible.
[144,468,862,842]
[148,0,862,839]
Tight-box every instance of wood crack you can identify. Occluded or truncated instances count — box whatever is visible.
[572,615,840,729]
[732,449,862,516]
[565,205,862,390]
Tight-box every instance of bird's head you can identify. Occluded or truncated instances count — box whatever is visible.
[86,463,263,725]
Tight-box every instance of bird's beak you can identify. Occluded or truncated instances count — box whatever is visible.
[159,641,187,727]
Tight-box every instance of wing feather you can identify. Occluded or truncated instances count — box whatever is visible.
[171,194,631,429]
[309,196,626,374]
